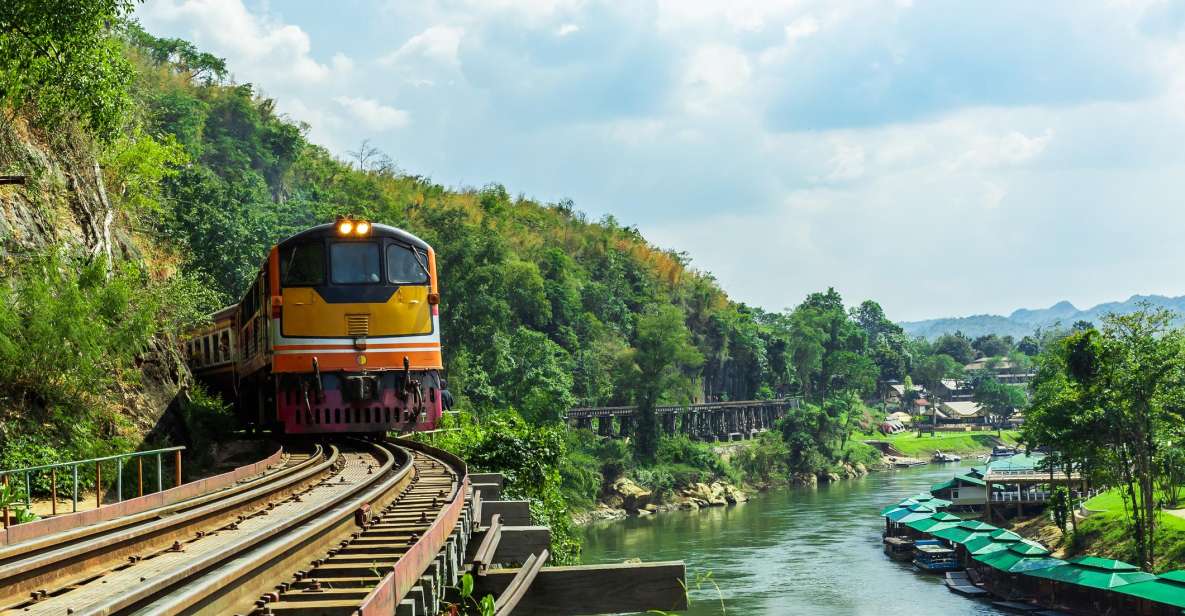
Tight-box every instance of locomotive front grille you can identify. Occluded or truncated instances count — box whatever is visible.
[346,314,370,336]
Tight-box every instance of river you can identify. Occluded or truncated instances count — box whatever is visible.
[581,462,1010,616]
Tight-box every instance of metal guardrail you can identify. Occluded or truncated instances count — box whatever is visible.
[0,446,185,527]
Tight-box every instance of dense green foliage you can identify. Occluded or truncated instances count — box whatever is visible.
[421,413,581,564]
[1024,307,1185,570]
[0,0,137,139]
[0,6,1087,567]
[0,249,221,484]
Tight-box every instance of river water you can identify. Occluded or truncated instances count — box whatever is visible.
[581,463,1010,616]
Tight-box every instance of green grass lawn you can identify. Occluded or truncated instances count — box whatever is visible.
[858,429,1020,457]
[1073,488,1185,572]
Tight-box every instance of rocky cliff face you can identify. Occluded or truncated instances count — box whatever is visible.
[0,116,186,444]
[0,119,136,261]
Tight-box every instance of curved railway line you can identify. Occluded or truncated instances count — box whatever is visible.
[0,438,478,616]
[1,437,686,616]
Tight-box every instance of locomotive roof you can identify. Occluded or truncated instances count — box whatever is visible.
[277,222,431,250]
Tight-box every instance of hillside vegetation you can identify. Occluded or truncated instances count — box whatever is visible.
[0,3,1061,562]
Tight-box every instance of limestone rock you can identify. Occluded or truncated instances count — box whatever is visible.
[791,472,818,488]
[610,477,652,512]
[722,484,748,504]
[683,482,727,507]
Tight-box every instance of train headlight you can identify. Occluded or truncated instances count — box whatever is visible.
[338,220,354,235]
[355,221,371,235]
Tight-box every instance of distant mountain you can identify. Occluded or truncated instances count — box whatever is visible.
[900,295,1185,340]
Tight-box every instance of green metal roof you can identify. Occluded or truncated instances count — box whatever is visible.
[963,536,1017,556]
[906,512,964,533]
[1113,575,1185,608]
[880,500,916,516]
[989,529,1024,541]
[1160,571,1185,583]
[1009,541,1052,556]
[931,478,957,492]
[932,520,998,544]
[973,546,1065,573]
[886,503,937,522]
[1024,556,1156,590]
[1065,556,1140,571]
[913,494,952,508]
[960,529,1026,556]
[932,474,987,493]
[987,453,1045,473]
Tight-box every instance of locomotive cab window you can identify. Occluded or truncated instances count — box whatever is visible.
[331,242,381,284]
[281,242,325,286]
[387,244,429,284]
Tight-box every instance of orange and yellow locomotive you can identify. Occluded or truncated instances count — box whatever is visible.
[185,218,445,434]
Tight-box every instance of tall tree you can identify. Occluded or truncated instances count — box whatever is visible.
[0,0,137,138]
[1026,308,1185,569]
[788,289,874,402]
[628,305,703,463]
[933,332,975,365]
[970,374,1026,426]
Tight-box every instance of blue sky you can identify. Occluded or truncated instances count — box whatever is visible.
[137,0,1185,322]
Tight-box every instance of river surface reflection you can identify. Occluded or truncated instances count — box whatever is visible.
[581,462,1011,616]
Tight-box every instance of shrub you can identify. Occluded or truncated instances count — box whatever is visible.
[420,411,582,564]
[656,435,734,481]
[734,431,790,483]
[0,247,222,495]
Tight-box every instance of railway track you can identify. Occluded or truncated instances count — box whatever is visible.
[0,438,473,616]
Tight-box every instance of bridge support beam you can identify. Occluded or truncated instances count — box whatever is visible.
[598,416,613,437]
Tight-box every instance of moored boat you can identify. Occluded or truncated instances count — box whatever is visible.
[990,445,1018,459]
[883,536,915,561]
[914,540,961,573]
[932,450,962,463]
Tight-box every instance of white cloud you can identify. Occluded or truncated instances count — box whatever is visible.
[823,142,866,182]
[682,45,752,114]
[382,25,464,68]
[138,0,330,84]
[136,0,1185,321]
[331,53,355,73]
[333,96,410,131]
[785,16,820,42]
[655,0,806,32]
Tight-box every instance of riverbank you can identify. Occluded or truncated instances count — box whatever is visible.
[575,431,1023,526]
[1004,488,1185,572]
[573,437,883,525]
[582,461,1015,615]
[859,429,1022,458]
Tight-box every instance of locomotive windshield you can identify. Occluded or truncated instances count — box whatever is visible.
[281,242,325,286]
[331,242,381,284]
[387,244,429,284]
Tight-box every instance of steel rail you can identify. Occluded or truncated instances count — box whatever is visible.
[109,440,409,615]
[283,437,470,616]
[0,445,307,567]
[0,445,330,607]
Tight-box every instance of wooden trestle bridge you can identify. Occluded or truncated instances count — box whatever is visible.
[565,398,800,441]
